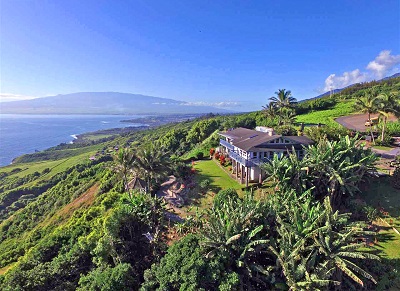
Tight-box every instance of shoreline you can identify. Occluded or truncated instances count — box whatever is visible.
[2,113,207,167]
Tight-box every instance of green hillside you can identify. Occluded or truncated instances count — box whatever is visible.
[0,77,400,290]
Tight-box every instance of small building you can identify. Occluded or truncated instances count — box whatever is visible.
[218,127,313,186]
[127,177,148,193]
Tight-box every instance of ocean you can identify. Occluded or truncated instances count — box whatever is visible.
[0,114,144,166]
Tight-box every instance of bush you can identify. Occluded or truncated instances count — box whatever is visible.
[199,179,211,193]
[275,125,297,136]
[385,121,400,136]
[209,148,215,156]
[219,155,226,165]
[392,166,400,189]
[375,134,393,146]
[195,151,204,160]
[213,188,239,209]
[141,234,238,290]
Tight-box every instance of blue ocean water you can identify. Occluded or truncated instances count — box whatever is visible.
[0,114,144,166]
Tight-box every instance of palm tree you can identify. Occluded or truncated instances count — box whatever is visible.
[131,143,172,192]
[277,108,297,126]
[377,91,400,142]
[115,148,136,198]
[354,91,379,143]
[262,102,277,119]
[269,89,297,110]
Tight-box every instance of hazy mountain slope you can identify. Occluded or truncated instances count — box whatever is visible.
[0,92,231,114]
[303,72,400,102]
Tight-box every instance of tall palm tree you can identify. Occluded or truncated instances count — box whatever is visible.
[354,91,379,143]
[262,102,277,119]
[377,91,400,142]
[269,89,297,110]
[131,143,172,191]
[115,148,136,198]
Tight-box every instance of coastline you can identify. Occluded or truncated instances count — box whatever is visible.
[2,113,206,167]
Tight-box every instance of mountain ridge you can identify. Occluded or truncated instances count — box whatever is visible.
[0,92,233,114]
[303,72,400,102]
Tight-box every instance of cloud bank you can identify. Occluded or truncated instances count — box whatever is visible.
[181,101,240,108]
[323,50,400,92]
[0,93,38,102]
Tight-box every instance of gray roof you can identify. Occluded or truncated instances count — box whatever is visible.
[219,127,313,151]
[219,127,261,141]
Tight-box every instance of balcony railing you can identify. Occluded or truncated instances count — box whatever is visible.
[219,139,234,150]
[249,158,270,166]
[228,151,254,167]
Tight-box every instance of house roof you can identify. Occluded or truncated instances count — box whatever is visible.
[219,127,314,151]
[219,127,260,141]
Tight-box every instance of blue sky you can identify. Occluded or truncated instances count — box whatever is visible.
[1,0,399,111]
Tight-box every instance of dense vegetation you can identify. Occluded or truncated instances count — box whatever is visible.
[0,76,399,290]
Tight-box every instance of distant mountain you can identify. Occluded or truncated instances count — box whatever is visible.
[0,92,232,115]
[303,72,400,102]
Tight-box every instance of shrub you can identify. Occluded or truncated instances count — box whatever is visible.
[209,148,215,156]
[195,151,204,160]
[219,155,226,165]
[214,152,220,160]
[375,134,393,146]
[213,188,239,209]
[392,166,400,189]
[141,234,238,290]
[199,179,211,193]
[275,125,297,136]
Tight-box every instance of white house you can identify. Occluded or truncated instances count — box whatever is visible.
[218,127,313,186]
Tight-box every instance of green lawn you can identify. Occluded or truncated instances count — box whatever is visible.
[296,100,355,127]
[181,159,242,211]
[363,177,400,259]
[193,159,242,192]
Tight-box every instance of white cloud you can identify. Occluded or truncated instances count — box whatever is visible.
[366,50,400,79]
[0,93,38,102]
[180,101,240,108]
[323,50,400,92]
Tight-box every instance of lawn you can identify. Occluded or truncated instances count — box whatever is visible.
[193,159,242,192]
[296,100,355,127]
[181,159,243,212]
[362,177,400,259]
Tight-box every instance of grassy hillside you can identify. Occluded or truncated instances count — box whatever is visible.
[296,100,355,127]
[0,77,399,289]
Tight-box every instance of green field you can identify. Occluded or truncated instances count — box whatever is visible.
[0,150,99,180]
[296,100,355,127]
